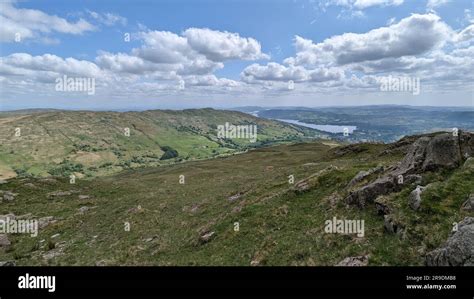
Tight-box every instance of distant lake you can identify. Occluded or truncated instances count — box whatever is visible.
[276,119,357,134]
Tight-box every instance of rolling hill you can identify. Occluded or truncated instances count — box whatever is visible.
[0,108,323,179]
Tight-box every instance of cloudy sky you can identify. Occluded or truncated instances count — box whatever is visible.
[0,0,473,110]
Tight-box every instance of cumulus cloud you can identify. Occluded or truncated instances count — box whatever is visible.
[0,53,102,79]
[455,24,474,42]
[135,31,191,64]
[183,28,269,61]
[242,63,309,83]
[241,62,343,83]
[0,1,95,42]
[185,75,241,87]
[97,28,267,77]
[0,26,267,97]
[287,14,452,67]
[95,52,177,76]
[239,12,472,95]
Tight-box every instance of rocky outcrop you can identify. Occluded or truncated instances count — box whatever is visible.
[421,134,463,171]
[459,131,474,159]
[425,217,474,266]
[346,131,473,209]
[408,185,429,211]
[294,180,310,193]
[38,216,56,229]
[346,176,400,208]
[199,231,215,244]
[228,193,242,202]
[336,255,369,266]
[1,191,17,201]
[347,166,384,187]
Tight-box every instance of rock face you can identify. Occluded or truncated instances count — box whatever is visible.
[347,166,384,187]
[346,131,474,208]
[425,217,474,266]
[336,255,369,266]
[459,131,474,159]
[422,134,463,171]
[346,176,401,208]
[408,185,427,211]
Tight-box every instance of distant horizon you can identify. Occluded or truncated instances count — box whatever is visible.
[1,103,473,113]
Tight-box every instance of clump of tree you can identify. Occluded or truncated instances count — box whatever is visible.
[13,167,32,178]
[160,146,179,160]
[48,160,84,176]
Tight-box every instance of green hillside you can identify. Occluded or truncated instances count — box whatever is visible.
[0,109,321,179]
[1,136,472,266]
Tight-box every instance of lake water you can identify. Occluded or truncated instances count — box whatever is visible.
[276,119,357,134]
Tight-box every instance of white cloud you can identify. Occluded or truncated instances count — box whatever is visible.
[287,14,452,66]
[0,53,102,79]
[241,62,344,83]
[455,24,474,42]
[95,52,177,76]
[185,75,241,87]
[239,12,473,97]
[0,26,265,97]
[242,63,310,82]
[100,28,268,77]
[426,0,450,9]
[0,1,96,42]
[327,0,404,10]
[183,28,269,61]
[87,11,127,26]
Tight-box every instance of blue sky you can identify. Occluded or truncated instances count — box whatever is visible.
[1,0,473,110]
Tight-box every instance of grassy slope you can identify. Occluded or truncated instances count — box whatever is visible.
[0,109,319,179]
[1,141,472,265]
